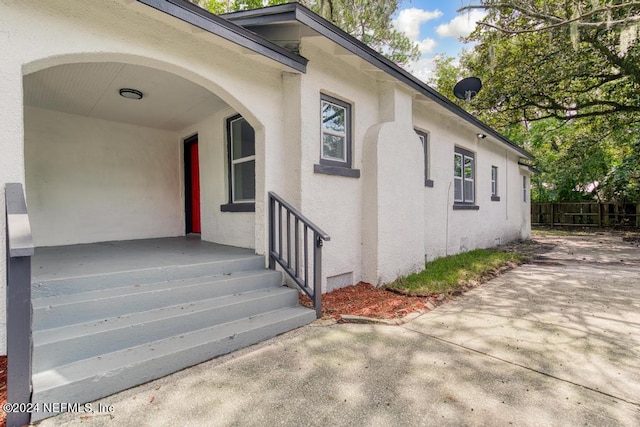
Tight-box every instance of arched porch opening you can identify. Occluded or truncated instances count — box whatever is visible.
[23,54,263,251]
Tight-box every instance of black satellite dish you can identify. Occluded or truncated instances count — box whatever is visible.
[453,77,482,102]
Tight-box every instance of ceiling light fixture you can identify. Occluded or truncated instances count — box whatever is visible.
[119,88,143,100]
[477,133,487,139]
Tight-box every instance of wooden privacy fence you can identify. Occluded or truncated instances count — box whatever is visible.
[531,202,640,228]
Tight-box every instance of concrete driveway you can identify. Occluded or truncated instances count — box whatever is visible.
[37,233,640,426]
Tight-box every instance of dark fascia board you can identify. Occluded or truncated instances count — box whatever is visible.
[225,3,534,161]
[223,7,299,26]
[135,0,307,73]
[518,161,541,174]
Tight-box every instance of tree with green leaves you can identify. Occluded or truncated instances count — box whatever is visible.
[306,0,420,65]
[430,2,640,203]
[191,0,288,15]
[459,0,640,124]
[428,1,640,203]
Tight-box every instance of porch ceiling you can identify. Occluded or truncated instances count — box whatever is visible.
[23,62,229,132]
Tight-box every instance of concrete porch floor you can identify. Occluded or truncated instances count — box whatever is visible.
[31,237,263,299]
[32,236,259,283]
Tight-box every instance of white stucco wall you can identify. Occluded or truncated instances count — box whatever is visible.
[296,36,531,291]
[24,107,183,246]
[298,40,376,292]
[281,73,304,207]
[0,0,31,357]
[413,102,530,261]
[0,0,533,353]
[362,84,425,285]
[298,41,426,290]
[520,167,533,239]
[180,109,256,250]
[0,0,295,353]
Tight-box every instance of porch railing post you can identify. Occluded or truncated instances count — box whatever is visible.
[5,183,35,427]
[313,233,322,319]
[267,192,328,319]
[268,195,275,270]
[6,256,33,427]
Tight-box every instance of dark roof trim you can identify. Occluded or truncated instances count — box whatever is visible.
[226,3,533,160]
[518,161,540,174]
[136,0,307,72]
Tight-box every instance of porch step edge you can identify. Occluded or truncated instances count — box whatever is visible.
[31,306,316,421]
[33,270,284,330]
[33,287,300,372]
[32,256,266,298]
[33,269,282,307]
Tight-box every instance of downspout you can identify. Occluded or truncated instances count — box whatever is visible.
[445,180,452,256]
[505,150,509,220]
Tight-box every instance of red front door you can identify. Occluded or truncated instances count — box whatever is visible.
[190,142,201,233]
[185,136,201,234]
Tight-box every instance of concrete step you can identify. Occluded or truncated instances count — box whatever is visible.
[33,269,283,329]
[32,254,265,298]
[31,306,316,421]
[33,286,299,372]
[30,246,316,422]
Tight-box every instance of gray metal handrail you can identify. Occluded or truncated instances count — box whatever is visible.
[268,192,329,319]
[5,183,34,427]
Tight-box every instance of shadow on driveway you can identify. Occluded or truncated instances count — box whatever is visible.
[39,234,640,427]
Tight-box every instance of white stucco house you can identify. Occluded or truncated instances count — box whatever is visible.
[0,0,533,421]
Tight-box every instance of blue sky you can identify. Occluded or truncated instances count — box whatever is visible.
[395,0,485,81]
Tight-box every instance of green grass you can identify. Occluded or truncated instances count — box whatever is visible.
[385,249,525,296]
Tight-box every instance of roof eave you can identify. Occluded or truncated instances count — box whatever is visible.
[136,0,307,73]
[518,161,541,174]
[226,3,534,161]
[294,6,534,160]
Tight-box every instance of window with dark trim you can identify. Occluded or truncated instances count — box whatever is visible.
[453,146,478,209]
[491,166,500,201]
[220,114,255,212]
[523,175,528,202]
[314,94,360,178]
[415,129,434,187]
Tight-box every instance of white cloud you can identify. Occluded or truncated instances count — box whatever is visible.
[416,38,437,55]
[404,57,436,83]
[394,8,443,41]
[436,10,487,39]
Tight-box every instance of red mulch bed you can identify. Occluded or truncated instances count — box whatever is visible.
[300,282,438,320]
[1,356,6,427]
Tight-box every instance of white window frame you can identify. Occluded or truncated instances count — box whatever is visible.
[454,147,476,205]
[523,175,528,202]
[229,115,255,204]
[454,153,464,203]
[464,156,475,202]
[320,94,351,168]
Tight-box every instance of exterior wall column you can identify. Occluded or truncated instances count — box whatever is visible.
[259,72,304,261]
[361,83,425,285]
[520,169,533,239]
[281,72,303,208]
[0,64,26,354]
